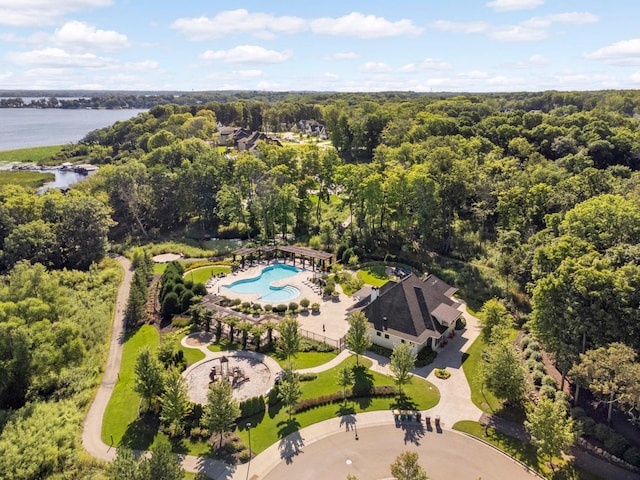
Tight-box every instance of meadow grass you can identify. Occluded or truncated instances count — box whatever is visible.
[272,350,339,370]
[0,145,64,162]
[0,170,54,189]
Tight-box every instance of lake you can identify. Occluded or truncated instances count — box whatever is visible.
[0,108,146,151]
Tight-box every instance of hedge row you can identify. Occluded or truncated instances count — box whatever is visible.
[239,395,265,418]
[293,385,396,413]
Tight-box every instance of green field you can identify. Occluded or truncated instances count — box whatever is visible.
[0,170,55,189]
[184,265,232,284]
[0,145,64,163]
[357,266,391,287]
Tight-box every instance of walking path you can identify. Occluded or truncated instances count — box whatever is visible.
[82,256,133,462]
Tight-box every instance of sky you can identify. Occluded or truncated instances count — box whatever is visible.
[2,0,640,93]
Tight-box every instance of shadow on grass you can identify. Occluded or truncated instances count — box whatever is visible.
[390,394,418,411]
[352,365,374,409]
[119,413,158,450]
[277,418,304,464]
[267,399,283,419]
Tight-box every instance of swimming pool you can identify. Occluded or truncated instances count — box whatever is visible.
[223,264,301,303]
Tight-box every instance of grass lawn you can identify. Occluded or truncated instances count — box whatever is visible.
[308,193,348,225]
[452,420,594,480]
[0,170,54,188]
[102,325,160,445]
[272,350,339,370]
[235,355,440,454]
[180,345,206,366]
[357,266,390,287]
[461,328,518,414]
[184,265,232,284]
[0,145,64,162]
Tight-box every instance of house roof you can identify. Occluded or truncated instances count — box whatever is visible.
[361,273,461,343]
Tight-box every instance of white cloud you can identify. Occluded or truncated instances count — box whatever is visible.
[233,69,263,78]
[123,60,159,72]
[0,72,13,81]
[360,62,392,73]
[171,9,306,40]
[311,12,423,38]
[328,51,359,60]
[435,11,597,43]
[630,72,640,83]
[585,39,640,65]
[490,25,548,42]
[431,20,489,34]
[7,47,112,68]
[0,0,112,26]
[200,45,291,64]
[400,58,451,72]
[486,0,544,12]
[512,54,549,68]
[52,21,129,51]
[323,72,339,81]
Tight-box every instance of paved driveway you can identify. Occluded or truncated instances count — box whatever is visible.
[261,424,541,480]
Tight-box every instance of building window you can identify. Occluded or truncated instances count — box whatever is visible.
[384,334,389,339]
[401,339,405,343]
[376,331,381,337]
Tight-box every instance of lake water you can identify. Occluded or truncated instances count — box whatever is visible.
[0,108,146,151]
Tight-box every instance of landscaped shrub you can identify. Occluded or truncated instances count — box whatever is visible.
[455,317,466,330]
[624,447,640,467]
[523,347,534,359]
[604,431,629,458]
[274,304,287,313]
[231,298,242,306]
[434,368,450,379]
[288,302,298,312]
[525,359,538,372]
[238,450,251,463]
[529,350,543,362]
[267,386,280,405]
[532,361,546,373]
[299,337,336,353]
[311,302,320,313]
[575,416,596,437]
[300,298,310,309]
[192,283,207,296]
[241,302,251,309]
[293,386,395,413]
[542,375,558,389]
[189,426,209,440]
[520,335,531,349]
[594,423,611,444]
[531,369,544,386]
[538,385,556,400]
[171,316,190,328]
[527,340,541,351]
[264,304,273,312]
[571,407,586,419]
[299,372,318,382]
[555,391,571,411]
[416,348,437,367]
[239,395,265,418]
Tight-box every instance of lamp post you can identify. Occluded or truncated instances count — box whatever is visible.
[246,422,252,459]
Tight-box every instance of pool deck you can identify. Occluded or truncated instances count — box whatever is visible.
[205,260,356,341]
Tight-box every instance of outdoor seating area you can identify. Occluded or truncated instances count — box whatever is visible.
[302,277,324,296]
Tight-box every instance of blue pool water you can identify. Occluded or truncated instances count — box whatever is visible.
[224,264,301,302]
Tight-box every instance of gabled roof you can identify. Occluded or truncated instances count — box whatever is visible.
[361,273,461,343]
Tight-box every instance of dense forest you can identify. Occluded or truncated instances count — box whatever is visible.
[2,89,640,477]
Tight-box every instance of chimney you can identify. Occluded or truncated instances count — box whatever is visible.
[371,286,379,302]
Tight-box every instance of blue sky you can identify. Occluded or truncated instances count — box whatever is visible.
[1,0,640,92]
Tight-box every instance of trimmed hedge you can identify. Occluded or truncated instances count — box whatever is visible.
[293,385,396,413]
[239,395,265,418]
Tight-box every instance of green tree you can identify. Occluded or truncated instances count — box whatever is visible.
[203,379,240,450]
[569,342,636,423]
[160,367,191,437]
[108,447,142,480]
[345,311,372,365]
[390,342,416,395]
[278,368,302,419]
[0,323,31,409]
[478,298,511,344]
[277,316,301,369]
[142,436,185,480]
[481,341,526,405]
[133,346,164,413]
[525,398,575,470]
[337,365,354,403]
[390,451,429,480]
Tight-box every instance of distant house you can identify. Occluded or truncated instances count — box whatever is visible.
[295,120,328,140]
[217,125,282,151]
[353,274,462,354]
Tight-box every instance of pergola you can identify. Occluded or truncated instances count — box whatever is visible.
[231,245,333,271]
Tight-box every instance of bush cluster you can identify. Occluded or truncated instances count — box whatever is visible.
[293,385,395,413]
[299,337,336,353]
[299,372,318,382]
[159,261,205,319]
[239,395,265,418]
